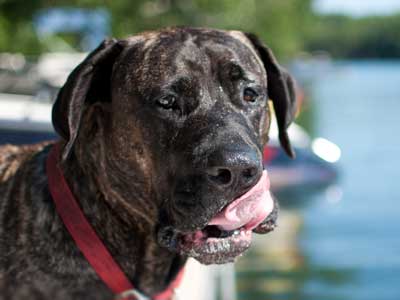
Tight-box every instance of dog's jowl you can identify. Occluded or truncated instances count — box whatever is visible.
[0,27,296,300]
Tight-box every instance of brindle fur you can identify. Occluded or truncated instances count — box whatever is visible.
[0,27,296,299]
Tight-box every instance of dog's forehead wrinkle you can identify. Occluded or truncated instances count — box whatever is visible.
[228,31,266,77]
[174,35,205,71]
[117,29,266,111]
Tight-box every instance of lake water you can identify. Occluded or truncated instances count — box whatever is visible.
[236,61,400,300]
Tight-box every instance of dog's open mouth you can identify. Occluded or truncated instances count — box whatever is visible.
[163,170,277,265]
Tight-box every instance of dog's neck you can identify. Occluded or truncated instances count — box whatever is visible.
[59,141,186,296]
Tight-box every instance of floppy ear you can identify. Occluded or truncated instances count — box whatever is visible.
[52,38,125,160]
[244,33,297,158]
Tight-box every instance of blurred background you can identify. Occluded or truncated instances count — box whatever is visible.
[0,0,399,299]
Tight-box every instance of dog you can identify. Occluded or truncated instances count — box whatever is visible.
[0,27,296,300]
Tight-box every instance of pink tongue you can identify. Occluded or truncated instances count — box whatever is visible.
[209,170,273,231]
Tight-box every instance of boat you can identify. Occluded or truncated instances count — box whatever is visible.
[265,120,340,207]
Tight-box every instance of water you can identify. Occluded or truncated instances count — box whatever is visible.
[237,61,400,300]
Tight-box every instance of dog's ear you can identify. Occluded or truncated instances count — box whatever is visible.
[52,38,125,160]
[244,33,297,158]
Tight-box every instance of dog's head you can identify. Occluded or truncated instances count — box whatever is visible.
[52,27,297,265]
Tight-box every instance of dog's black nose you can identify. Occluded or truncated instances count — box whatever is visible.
[206,146,262,192]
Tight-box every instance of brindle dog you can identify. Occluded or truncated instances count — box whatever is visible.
[0,27,296,299]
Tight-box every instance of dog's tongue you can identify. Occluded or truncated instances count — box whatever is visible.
[209,170,273,231]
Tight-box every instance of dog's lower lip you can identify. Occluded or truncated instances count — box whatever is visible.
[157,210,277,264]
[176,226,253,264]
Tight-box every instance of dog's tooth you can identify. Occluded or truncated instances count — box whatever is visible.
[210,242,216,253]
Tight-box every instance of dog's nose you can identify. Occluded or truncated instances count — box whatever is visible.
[205,147,262,192]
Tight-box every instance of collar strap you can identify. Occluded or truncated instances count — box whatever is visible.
[46,143,184,300]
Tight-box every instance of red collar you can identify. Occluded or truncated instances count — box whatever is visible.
[46,143,184,300]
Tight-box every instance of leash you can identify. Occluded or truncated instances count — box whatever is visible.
[46,143,184,300]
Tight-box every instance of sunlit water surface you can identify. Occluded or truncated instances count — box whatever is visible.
[236,61,400,300]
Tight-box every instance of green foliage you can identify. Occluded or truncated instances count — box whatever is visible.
[0,0,312,59]
[0,0,399,59]
[305,14,400,58]
[106,0,314,60]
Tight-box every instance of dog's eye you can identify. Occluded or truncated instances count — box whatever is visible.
[157,95,177,109]
[243,88,258,102]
